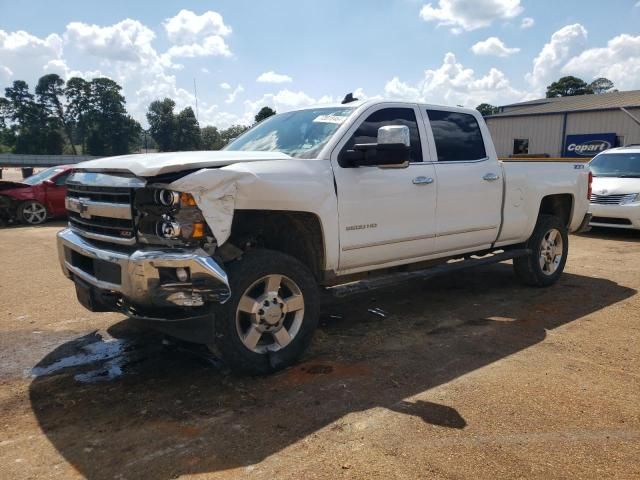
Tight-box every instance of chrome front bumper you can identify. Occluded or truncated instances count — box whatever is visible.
[57,228,230,309]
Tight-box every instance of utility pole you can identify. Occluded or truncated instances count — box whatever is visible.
[193,78,199,124]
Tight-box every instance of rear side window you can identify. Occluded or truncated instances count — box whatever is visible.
[340,107,423,163]
[426,110,486,162]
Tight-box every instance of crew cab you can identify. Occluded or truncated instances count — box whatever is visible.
[56,100,591,374]
[588,146,640,229]
[0,165,73,225]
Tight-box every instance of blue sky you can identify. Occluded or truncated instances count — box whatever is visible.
[2,0,640,128]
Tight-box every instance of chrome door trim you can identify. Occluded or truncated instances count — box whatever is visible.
[437,226,497,237]
[342,233,436,252]
[342,226,497,252]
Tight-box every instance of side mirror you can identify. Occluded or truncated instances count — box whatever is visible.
[342,125,411,168]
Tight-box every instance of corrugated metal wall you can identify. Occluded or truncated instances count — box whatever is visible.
[566,108,640,145]
[486,114,564,157]
[486,107,640,158]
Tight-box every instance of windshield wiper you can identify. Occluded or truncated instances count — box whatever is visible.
[618,175,640,178]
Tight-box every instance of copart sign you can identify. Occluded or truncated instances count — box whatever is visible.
[564,133,616,157]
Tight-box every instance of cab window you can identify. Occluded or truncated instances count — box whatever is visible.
[340,107,423,164]
[426,109,486,162]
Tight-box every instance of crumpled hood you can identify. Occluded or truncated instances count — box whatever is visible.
[592,176,640,195]
[0,180,29,191]
[74,150,292,177]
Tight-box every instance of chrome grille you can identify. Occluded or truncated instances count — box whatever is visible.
[590,193,637,205]
[65,172,144,246]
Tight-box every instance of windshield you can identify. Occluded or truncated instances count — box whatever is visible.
[589,153,640,178]
[225,107,354,159]
[22,167,65,185]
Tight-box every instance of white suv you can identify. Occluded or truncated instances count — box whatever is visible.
[589,146,640,230]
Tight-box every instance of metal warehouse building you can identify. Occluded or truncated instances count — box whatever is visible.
[485,90,640,159]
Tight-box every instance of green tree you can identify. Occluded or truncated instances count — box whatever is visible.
[201,125,224,150]
[476,103,499,117]
[254,106,276,123]
[147,98,177,151]
[175,106,201,151]
[220,124,250,145]
[3,80,62,154]
[36,74,77,154]
[84,78,141,156]
[588,77,615,95]
[65,77,92,153]
[545,76,593,98]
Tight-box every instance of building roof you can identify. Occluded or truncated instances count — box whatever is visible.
[488,90,640,118]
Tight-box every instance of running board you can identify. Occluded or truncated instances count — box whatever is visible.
[327,249,531,298]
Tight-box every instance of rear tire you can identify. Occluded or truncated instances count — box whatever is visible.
[513,214,568,287]
[210,249,320,375]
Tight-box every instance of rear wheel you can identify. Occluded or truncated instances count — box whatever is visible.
[18,200,48,225]
[211,249,319,375]
[513,214,568,287]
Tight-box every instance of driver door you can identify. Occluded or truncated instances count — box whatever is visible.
[330,104,438,273]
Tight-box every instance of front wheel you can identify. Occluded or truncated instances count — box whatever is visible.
[210,249,320,375]
[513,214,568,287]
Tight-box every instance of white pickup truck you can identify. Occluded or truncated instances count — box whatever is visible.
[57,99,591,374]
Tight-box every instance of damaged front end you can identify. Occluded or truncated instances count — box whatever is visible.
[56,168,245,325]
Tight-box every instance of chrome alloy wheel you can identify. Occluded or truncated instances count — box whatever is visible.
[235,274,305,354]
[21,201,47,224]
[539,228,563,275]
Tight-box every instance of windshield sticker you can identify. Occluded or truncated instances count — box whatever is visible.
[313,114,347,125]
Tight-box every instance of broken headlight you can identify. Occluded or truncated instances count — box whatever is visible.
[135,188,210,245]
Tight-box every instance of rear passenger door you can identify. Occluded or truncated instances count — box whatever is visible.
[425,109,502,253]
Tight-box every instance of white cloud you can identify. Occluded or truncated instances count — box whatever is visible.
[563,33,640,90]
[256,71,293,84]
[64,20,158,64]
[164,9,231,44]
[384,52,524,107]
[471,37,520,57]
[225,84,244,104]
[526,23,588,90]
[163,10,231,60]
[165,35,231,59]
[219,82,231,90]
[0,30,64,83]
[420,0,523,33]
[520,17,535,29]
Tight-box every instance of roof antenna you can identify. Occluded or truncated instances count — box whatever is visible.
[341,92,359,104]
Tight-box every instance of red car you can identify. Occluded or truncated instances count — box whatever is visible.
[0,165,73,225]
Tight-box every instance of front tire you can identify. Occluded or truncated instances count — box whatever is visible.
[513,214,568,287]
[18,200,48,225]
[211,249,320,375]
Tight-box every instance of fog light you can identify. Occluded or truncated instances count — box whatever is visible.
[156,219,181,238]
[176,267,189,282]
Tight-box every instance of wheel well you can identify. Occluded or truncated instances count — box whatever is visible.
[539,194,573,226]
[227,210,325,281]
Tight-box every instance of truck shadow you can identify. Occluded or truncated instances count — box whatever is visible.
[29,264,635,479]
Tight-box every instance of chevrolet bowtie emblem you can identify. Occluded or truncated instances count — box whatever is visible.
[78,197,92,219]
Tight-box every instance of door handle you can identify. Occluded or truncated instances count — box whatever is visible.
[483,173,500,181]
[413,176,434,185]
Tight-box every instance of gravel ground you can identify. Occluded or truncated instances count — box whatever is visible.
[0,222,638,479]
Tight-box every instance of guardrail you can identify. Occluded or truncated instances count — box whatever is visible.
[0,154,102,167]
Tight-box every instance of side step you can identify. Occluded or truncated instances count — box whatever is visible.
[327,249,531,298]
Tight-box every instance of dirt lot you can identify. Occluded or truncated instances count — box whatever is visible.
[0,222,639,479]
